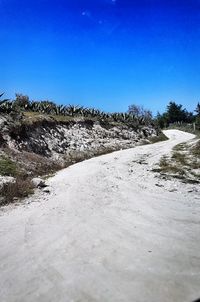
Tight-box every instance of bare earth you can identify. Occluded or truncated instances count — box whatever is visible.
[0,130,200,302]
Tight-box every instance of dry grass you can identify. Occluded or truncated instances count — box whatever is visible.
[23,111,50,123]
[153,139,200,183]
[173,142,187,152]
[191,140,200,157]
[3,148,63,177]
[0,177,34,206]
[153,156,186,175]
[148,132,168,144]
[171,152,188,165]
[0,149,63,206]
[167,124,200,137]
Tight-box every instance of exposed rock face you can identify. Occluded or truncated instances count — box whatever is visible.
[0,114,160,203]
[0,115,158,162]
[0,116,157,159]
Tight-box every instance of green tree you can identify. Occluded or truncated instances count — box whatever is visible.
[195,102,200,116]
[166,101,187,123]
[155,112,168,128]
[195,102,200,129]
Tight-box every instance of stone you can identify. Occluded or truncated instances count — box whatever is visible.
[42,187,50,193]
[155,183,164,187]
[0,176,15,189]
[0,196,5,204]
[31,177,46,188]
[169,188,178,192]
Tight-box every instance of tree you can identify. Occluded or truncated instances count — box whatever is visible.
[155,111,168,129]
[128,104,143,117]
[195,102,200,117]
[128,104,153,123]
[195,102,200,129]
[184,111,195,123]
[166,101,187,123]
[14,93,30,109]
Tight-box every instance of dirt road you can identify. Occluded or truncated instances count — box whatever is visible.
[0,130,199,302]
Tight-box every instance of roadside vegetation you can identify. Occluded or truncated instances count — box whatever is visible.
[153,139,200,184]
[0,93,154,127]
[0,178,34,206]
[0,154,34,206]
[148,131,168,144]
[153,101,200,184]
[156,101,200,135]
[0,149,65,206]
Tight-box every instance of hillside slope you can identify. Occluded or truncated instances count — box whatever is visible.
[0,113,158,174]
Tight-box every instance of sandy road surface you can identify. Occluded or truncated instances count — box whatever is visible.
[0,130,200,302]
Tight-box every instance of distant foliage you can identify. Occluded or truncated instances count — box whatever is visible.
[156,101,196,129]
[2,92,199,130]
[0,93,154,127]
[128,104,153,124]
[166,102,189,123]
[0,93,11,113]
[195,103,200,128]
[195,103,200,116]
[14,94,30,109]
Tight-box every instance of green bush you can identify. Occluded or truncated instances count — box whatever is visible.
[0,157,18,177]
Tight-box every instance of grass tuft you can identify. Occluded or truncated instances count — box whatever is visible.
[171,152,187,165]
[148,132,168,144]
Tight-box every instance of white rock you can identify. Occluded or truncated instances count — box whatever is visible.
[31,177,46,188]
[42,187,50,193]
[0,176,15,189]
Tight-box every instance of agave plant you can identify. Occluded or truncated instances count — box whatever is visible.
[0,93,12,113]
[0,93,9,106]
[65,105,84,117]
[0,91,150,128]
[54,104,65,115]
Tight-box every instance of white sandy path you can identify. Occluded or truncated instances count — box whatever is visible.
[0,130,200,302]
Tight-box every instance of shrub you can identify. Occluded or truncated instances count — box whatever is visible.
[0,157,18,176]
[0,177,34,205]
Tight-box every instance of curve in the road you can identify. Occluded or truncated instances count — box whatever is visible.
[0,130,199,302]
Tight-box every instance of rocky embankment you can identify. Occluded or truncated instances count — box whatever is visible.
[0,113,160,202]
[0,113,159,163]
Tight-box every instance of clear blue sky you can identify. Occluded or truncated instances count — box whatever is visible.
[1,0,200,114]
